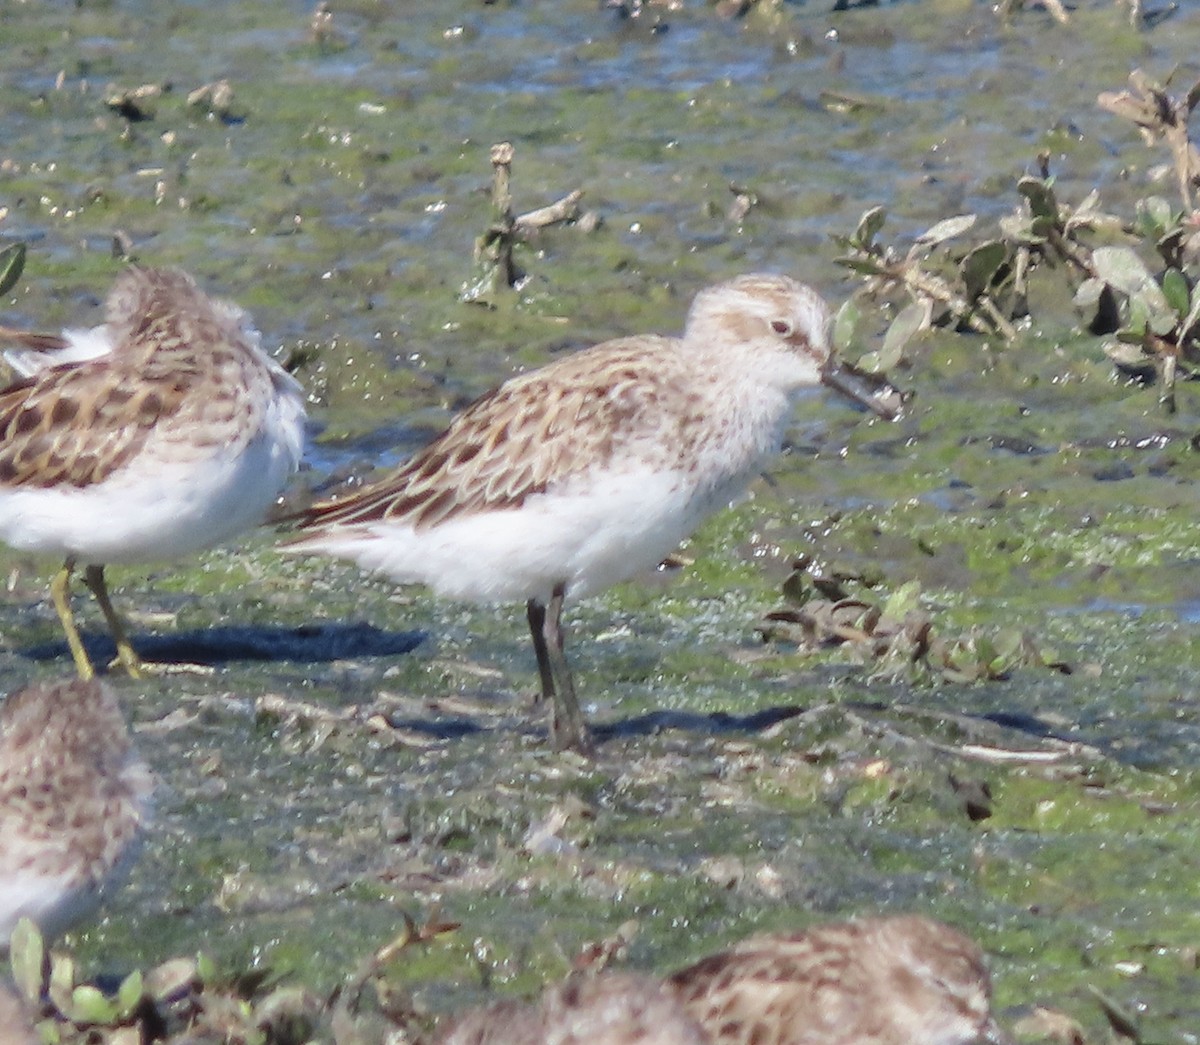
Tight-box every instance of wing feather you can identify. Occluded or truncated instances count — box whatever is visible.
[296,336,696,533]
[0,267,264,489]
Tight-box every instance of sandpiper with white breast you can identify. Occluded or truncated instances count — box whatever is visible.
[287,274,871,755]
[0,677,153,947]
[0,267,306,678]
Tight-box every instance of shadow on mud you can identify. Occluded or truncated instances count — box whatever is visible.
[22,620,427,667]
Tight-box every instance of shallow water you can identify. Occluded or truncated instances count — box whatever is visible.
[3,0,1200,1041]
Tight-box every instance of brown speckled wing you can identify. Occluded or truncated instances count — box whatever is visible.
[667,918,993,1045]
[0,268,262,489]
[0,364,186,488]
[299,336,699,532]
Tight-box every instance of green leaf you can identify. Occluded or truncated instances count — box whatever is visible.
[1135,195,1175,238]
[0,242,25,298]
[1072,188,1101,217]
[781,568,812,606]
[913,213,976,249]
[1018,176,1058,220]
[1029,215,1056,239]
[853,205,887,248]
[831,298,861,354]
[877,301,928,369]
[881,580,922,619]
[998,213,1044,245]
[1103,337,1147,365]
[195,952,217,985]
[9,919,44,1004]
[961,240,1008,300]
[1179,285,1200,344]
[47,952,75,1014]
[1161,267,1190,315]
[1073,278,1105,309]
[116,969,145,1019]
[1186,76,1200,116]
[834,256,888,276]
[67,984,117,1026]
[1092,246,1174,328]
[1147,300,1178,336]
[1125,295,1150,337]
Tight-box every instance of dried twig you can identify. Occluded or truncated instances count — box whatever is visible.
[1098,69,1200,209]
[462,143,589,304]
[516,189,584,232]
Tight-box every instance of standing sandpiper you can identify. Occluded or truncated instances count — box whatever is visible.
[0,677,153,946]
[288,274,869,755]
[0,267,306,678]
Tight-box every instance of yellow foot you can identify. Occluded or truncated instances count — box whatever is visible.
[106,656,215,677]
[49,560,96,681]
[83,564,144,679]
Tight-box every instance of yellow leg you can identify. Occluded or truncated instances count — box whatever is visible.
[49,559,95,681]
[83,564,143,679]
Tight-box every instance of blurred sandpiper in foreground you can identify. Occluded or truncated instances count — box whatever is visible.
[436,915,1007,1045]
[0,677,153,946]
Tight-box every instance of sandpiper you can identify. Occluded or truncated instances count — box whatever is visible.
[287,274,869,755]
[667,915,1011,1045]
[0,677,153,946]
[0,266,306,678]
[437,971,708,1045]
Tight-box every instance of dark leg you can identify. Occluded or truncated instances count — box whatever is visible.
[528,585,595,757]
[526,598,557,705]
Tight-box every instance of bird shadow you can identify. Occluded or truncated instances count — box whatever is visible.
[373,696,1090,754]
[379,704,815,746]
[582,699,1092,753]
[20,620,427,669]
[591,704,809,740]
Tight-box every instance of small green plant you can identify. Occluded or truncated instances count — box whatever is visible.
[761,564,1067,683]
[0,242,26,298]
[835,69,1200,415]
[7,909,458,1045]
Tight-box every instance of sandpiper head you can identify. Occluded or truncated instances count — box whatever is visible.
[686,274,901,419]
[686,273,833,390]
[883,917,1010,1045]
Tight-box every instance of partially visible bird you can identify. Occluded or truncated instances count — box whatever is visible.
[0,266,306,678]
[666,915,1011,1045]
[0,677,153,946]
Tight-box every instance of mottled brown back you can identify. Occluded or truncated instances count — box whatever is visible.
[667,916,999,1045]
[293,336,710,533]
[0,267,275,489]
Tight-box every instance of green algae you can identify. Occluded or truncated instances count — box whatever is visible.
[2,0,1200,1040]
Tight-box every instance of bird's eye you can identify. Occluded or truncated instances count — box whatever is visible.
[770,319,793,336]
